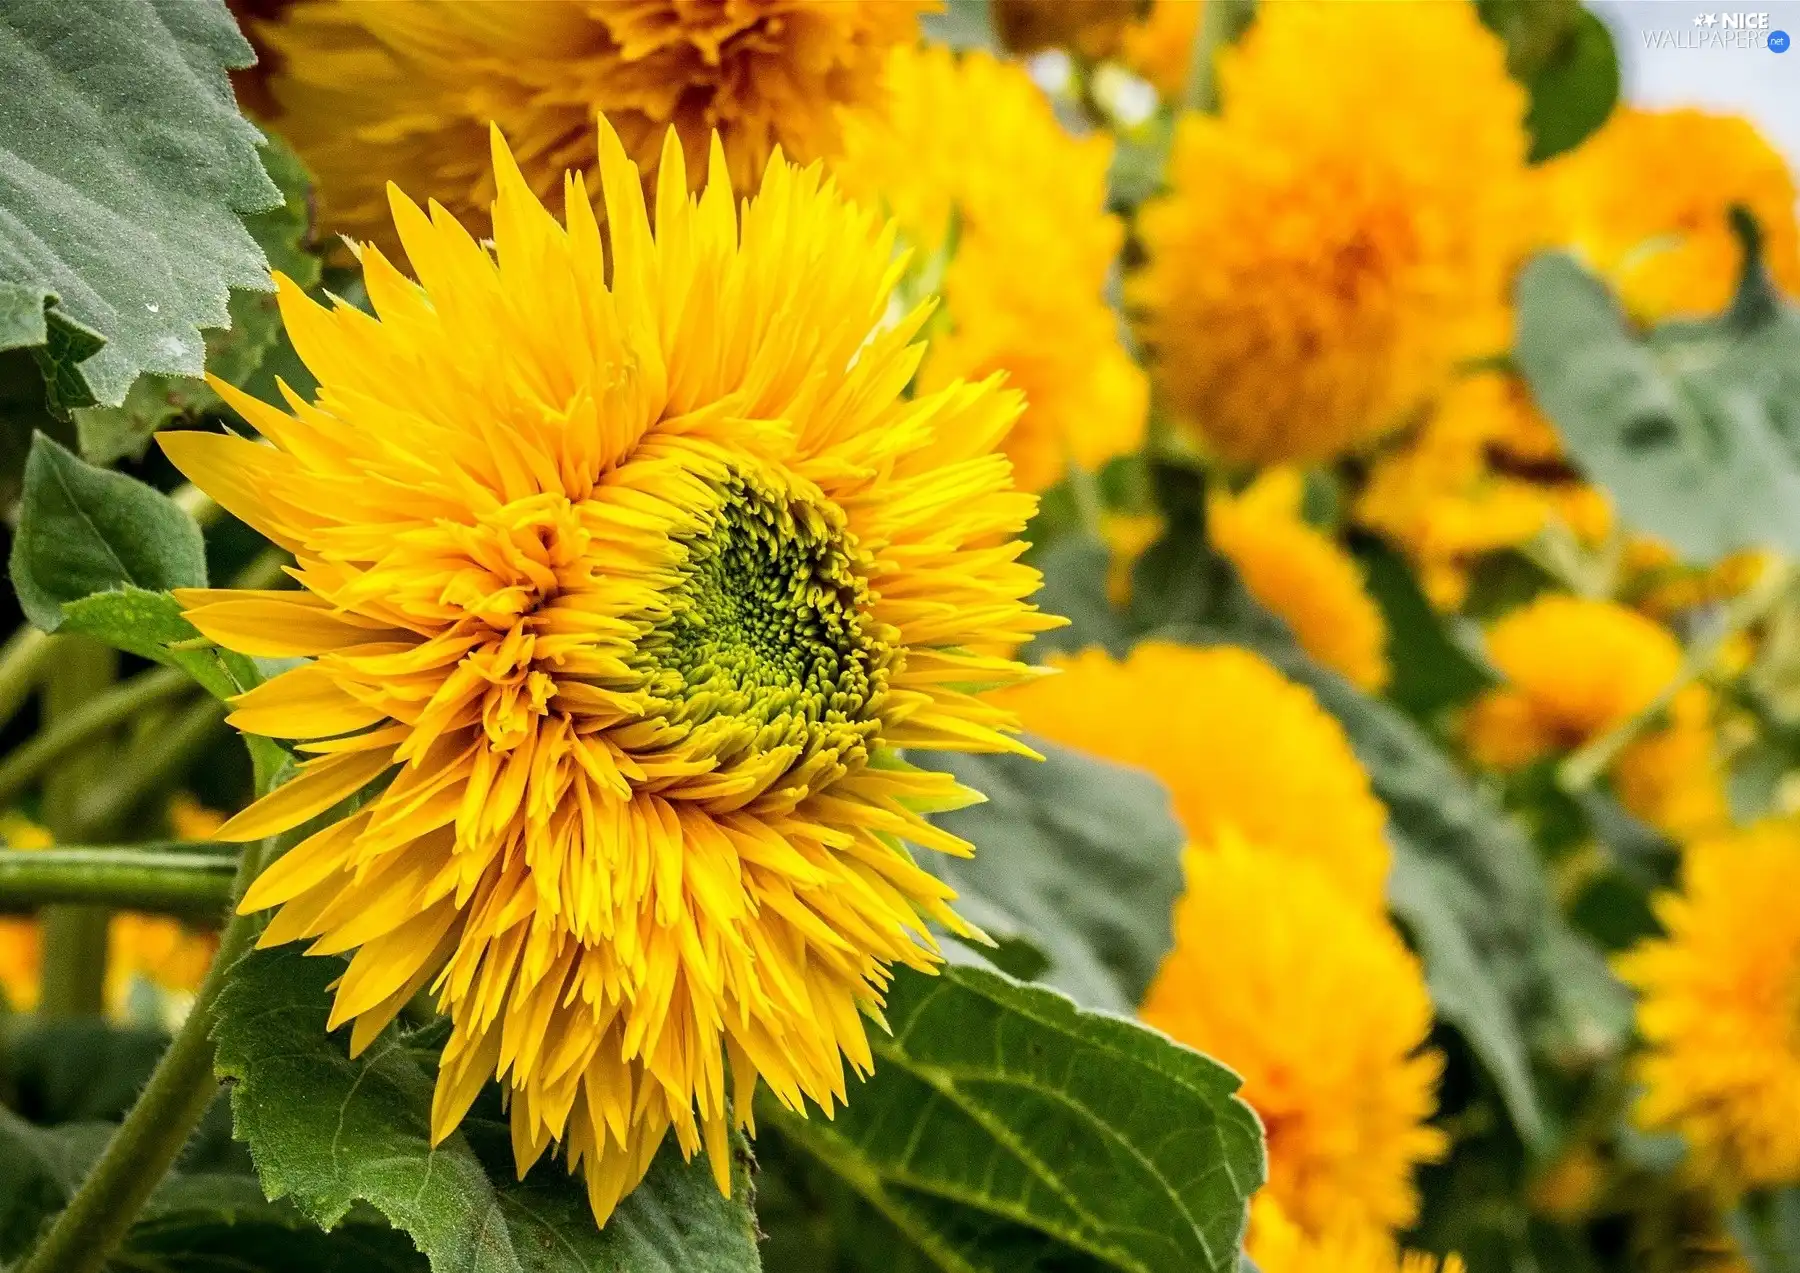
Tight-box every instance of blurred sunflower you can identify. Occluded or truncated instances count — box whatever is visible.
[1144,840,1446,1236]
[0,812,53,1010]
[169,121,1053,1222]
[1119,0,1201,99]
[998,641,1390,908]
[1462,595,1728,837]
[1132,0,1528,465]
[242,0,925,249]
[1211,469,1389,691]
[834,44,1146,493]
[1540,107,1800,323]
[1249,1195,1465,1273]
[1354,370,1609,611]
[1620,821,1800,1186]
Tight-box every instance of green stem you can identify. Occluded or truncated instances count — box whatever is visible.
[0,626,59,734]
[16,837,272,1273]
[0,847,235,913]
[1065,461,1105,539]
[1559,561,1795,792]
[38,638,119,1018]
[72,695,229,838]
[1181,0,1235,113]
[0,666,191,812]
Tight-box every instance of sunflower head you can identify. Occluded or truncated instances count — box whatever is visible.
[1144,838,1446,1236]
[998,641,1391,909]
[1131,0,1528,465]
[1541,106,1800,323]
[1464,595,1682,768]
[1210,470,1390,692]
[1248,1194,1466,1273]
[1620,820,1800,1187]
[246,0,927,250]
[168,119,1055,1223]
[833,44,1147,494]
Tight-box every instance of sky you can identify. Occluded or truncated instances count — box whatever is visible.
[1594,0,1800,166]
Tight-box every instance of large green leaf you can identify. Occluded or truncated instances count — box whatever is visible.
[0,0,279,408]
[1515,211,1800,564]
[59,586,258,701]
[9,432,207,631]
[917,741,1184,1014]
[0,1104,423,1273]
[762,964,1264,1273]
[73,138,322,464]
[212,945,763,1273]
[1478,0,1618,162]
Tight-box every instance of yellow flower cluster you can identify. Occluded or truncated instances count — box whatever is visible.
[1540,107,1800,322]
[1211,469,1390,691]
[242,0,925,250]
[1133,1,1528,465]
[178,121,1052,1222]
[1463,595,1729,839]
[1621,820,1800,1187]
[1249,1195,1465,1273]
[834,45,1146,493]
[1000,641,1445,1236]
[1356,371,1610,611]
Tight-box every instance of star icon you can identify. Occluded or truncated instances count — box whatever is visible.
[1705,13,1719,24]
[1694,12,1705,22]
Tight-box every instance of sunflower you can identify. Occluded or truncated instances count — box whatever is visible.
[833,44,1147,493]
[1620,820,1800,1186]
[1249,1195,1466,1273]
[244,0,925,250]
[1540,107,1800,323]
[1210,469,1389,691]
[1144,839,1446,1235]
[1120,0,1203,100]
[168,120,1053,1223]
[1462,595,1728,838]
[1353,370,1606,612]
[998,641,1390,909]
[1131,0,1527,465]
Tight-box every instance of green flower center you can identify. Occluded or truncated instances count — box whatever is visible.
[637,474,895,792]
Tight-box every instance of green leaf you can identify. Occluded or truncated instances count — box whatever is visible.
[73,138,322,464]
[919,0,996,51]
[1349,533,1494,721]
[917,741,1184,1014]
[0,1103,423,1272]
[1,1016,172,1125]
[762,964,1263,1273]
[212,945,763,1273]
[1515,212,1800,564]
[59,586,259,700]
[8,432,207,632]
[1478,0,1618,162]
[0,0,280,407]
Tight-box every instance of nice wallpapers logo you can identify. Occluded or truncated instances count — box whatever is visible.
[1641,11,1790,49]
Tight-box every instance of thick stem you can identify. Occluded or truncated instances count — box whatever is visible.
[0,666,191,812]
[0,626,59,733]
[38,638,119,1018]
[16,837,271,1273]
[0,847,235,913]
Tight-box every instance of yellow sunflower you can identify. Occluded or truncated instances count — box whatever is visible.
[1210,469,1389,691]
[168,120,1053,1223]
[1462,595,1728,838]
[997,641,1390,909]
[1354,370,1606,612]
[1620,820,1800,1186]
[1249,1195,1465,1273]
[834,44,1147,493]
[1131,0,1527,465]
[1540,107,1800,323]
[1144,839,1446,1236]
[245,0,926,249]
[1119,0,1203,100]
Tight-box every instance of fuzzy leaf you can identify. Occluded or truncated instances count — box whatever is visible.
[763,964,1263,1273]
[9,433,206,632]
[58,586,258,700]
[211,946,763,1273]
[918,741,1184,1014]
[0,0,280,407]
[1515,212,1800,564]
